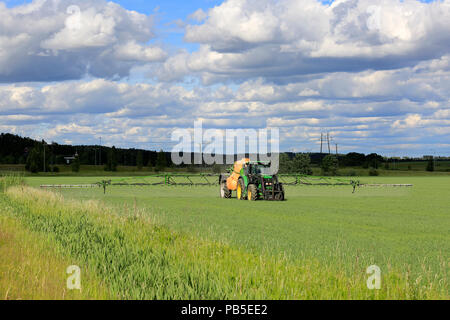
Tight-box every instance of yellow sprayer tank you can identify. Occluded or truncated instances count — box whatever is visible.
[226,158,250,191]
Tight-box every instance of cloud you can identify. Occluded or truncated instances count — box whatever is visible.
[0,79,200,117]
[47,123,96,137]
[0,0,166,82]
[188,9,208,22]
[157,0,450,84]
[0,68,448,154]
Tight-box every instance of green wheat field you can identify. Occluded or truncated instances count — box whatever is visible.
[0,175,448,299]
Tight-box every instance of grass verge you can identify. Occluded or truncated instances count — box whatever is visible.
[0,213,109,300]
[0,173,24,193]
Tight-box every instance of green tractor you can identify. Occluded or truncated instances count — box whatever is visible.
[220,159,285,201]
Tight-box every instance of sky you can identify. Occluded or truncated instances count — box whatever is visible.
[0,0,449,157]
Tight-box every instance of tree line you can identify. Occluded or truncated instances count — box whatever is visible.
[0,133,437,174]
[0,133,170,172]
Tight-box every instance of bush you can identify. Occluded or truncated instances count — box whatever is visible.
[291,154,313,175]
[279,153,292,173]
[52,166,60,173]
[321,155,339,176]
[369,168,379,176]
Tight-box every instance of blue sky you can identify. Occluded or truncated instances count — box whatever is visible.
[0,0,449,156]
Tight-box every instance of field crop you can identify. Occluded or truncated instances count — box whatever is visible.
[0,186,386,299]
[1,175,448,299]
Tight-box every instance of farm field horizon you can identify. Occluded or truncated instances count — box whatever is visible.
[2,162,450,177]
[2,175,445,299]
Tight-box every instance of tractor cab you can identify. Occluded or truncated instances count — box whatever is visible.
[246,162,272,177]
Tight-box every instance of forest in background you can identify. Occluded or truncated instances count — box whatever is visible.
[0,133,447,175]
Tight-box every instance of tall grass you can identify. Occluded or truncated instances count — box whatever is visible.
[2,186,447,299]
[0,213,110,300]
[0,173,24,192]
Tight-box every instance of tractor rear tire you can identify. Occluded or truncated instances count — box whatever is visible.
[237,178,246,200]
[220,181,231,199]
[275,192,284,201]
[247,184,257,201]
[275,183,285,201]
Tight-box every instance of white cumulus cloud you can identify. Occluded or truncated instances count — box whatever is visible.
[0,0,166,82]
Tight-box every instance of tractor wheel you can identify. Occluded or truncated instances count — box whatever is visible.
[275,183,285,201]
[275,192,284,201]
[247,184,257,201]
[220,181,231,199]
[237,178,246,200]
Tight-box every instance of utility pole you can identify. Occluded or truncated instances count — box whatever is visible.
[320,133,323,153]
[335,143,338,155]
[50,143,53,171]
[99,137,102,166]
[43,140,46,172]
[327,132,331,154]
